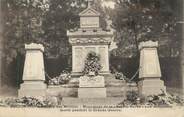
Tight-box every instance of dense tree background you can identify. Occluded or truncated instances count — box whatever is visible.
[2,0,108,60]
[1,0,179,86]
[1,0,87,86]
[2,0,87,61]
[111,0,178,58]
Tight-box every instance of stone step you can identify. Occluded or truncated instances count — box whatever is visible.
[47,74,130,98]
[62,97,125,106]
[106,87,126,97]
[105,76,126,87]
[66,76,126,88]
[105,81,126,87]
[47,86,127,97]
[59,83,126,88]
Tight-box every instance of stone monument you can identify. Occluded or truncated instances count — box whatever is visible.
[78,75,106,98]
[138,41,166,96]
[67,0,113,76]
[18,43,47,97]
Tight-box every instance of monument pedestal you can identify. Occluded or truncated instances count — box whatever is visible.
[71,71,111,78]
[138,41,166,96]
[78,75,107,98]
[138,78,166,96]
[18,43,47,97]
[19,81,47,97]
[78,88,106,98]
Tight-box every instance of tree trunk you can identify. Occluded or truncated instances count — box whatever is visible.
[0,0,3,88]
[181,30,184,97]
[179,0,184,97]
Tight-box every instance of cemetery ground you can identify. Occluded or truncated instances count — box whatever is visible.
[0,74,183,108]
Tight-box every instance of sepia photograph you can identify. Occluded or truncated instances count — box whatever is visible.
[0,0,184,116]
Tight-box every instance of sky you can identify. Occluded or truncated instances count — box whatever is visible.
[101,0,115,9]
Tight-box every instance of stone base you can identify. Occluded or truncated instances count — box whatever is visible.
[138,78,166,96]
[78,88,106,98]
[18,81,47,98]
[79,75,105,88]
[62,97,124,106]
[71,71,111,77]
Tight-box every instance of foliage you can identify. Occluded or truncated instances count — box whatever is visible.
[48,70,71,85]
[114,72,127,81]
[142,91,184,107]
[83,51,102,75]
[42,0,87,57]
[126,91,139,104]
[2,0,108,61]
[1,0,86,84]
[0,91,183,108]
[0,96,61,108]
[111,0,178,57]
[2,0,47,63]
[1,0,88,64]
[119,90,184,107]
[93,0,107,29]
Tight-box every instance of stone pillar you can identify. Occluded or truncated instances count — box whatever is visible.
[138,41,166,96]
[18,43,47,97]
[72,46,85,75]
[99,45,110,74]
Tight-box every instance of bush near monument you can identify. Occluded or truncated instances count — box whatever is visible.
[115,72,127,81]
[0,96,62,108]
[0,91,183,108]
[119,91,184,107]
[48,70,71,85]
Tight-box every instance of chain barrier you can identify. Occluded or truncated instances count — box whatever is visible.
[127,67,141,82]
[45,72,52,80]
[45,67,141,82]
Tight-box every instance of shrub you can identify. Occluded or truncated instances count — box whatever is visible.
[115,72,127,80]
[126,91,139,103]
[48,70,71,85]
[0,96,62,108]
[141,91,184,107]
[118,90,184,107]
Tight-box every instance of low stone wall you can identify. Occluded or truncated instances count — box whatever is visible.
[46,86,129,98]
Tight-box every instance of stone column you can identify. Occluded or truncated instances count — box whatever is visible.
[72,46,84,76]
[99,45,110,74]
[18,43,47,97]
[138,41,166,96]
